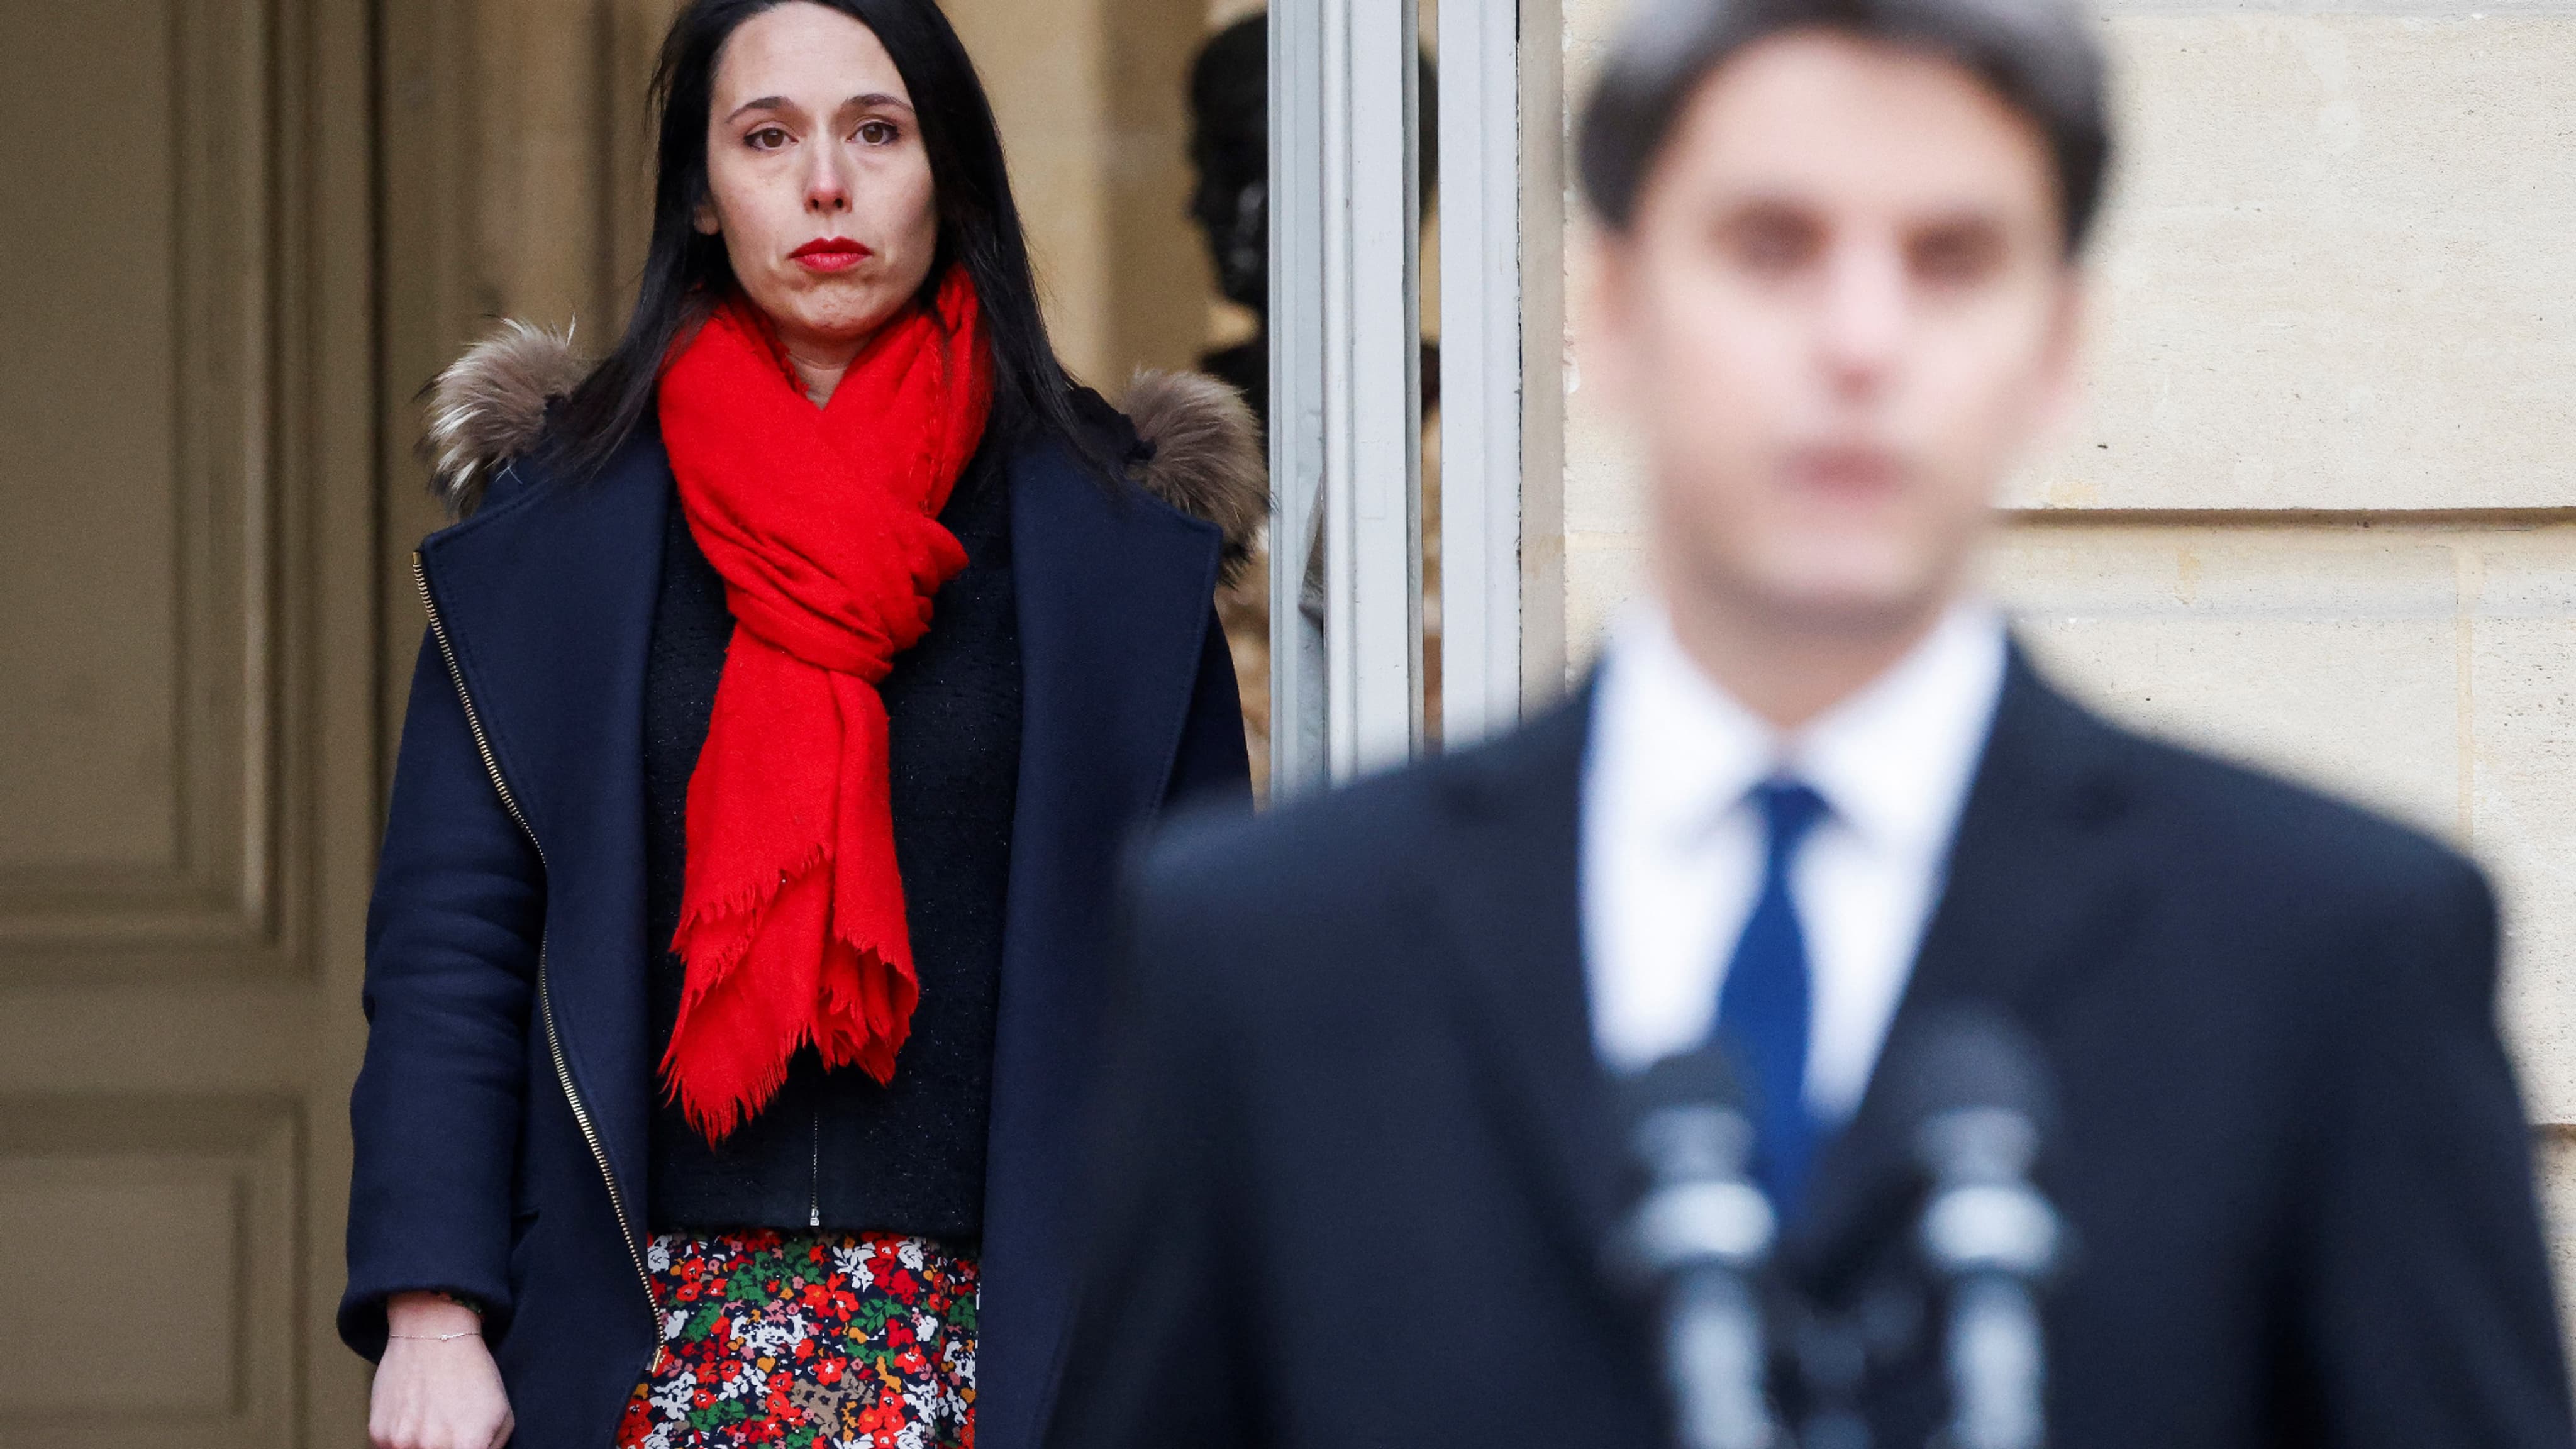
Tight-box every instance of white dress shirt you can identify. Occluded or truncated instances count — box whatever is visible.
[1579,599,2008,1122]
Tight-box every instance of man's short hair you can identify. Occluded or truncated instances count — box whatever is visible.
[1577,0,2113,255]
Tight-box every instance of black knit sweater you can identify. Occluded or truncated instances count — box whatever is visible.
[641,447,1019,1242]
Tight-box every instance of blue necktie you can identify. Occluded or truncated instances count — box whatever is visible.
[1714,779,1829,1217]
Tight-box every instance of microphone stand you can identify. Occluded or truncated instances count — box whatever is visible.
[1917,1104,2060,1449]
[1621,1075,1787,1449]
[1618,1013,2063,1449]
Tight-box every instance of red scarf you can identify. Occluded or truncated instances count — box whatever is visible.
[653,267,994,1141]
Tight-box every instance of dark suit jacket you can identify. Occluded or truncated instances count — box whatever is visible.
[1051,650,2573,1449]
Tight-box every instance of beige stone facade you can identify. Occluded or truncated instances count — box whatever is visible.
[1558,0,2576,1316]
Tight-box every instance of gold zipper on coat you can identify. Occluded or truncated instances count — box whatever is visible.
[413,552,660,1330]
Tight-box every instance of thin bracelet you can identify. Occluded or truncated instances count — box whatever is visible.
[389,1329,480,1343]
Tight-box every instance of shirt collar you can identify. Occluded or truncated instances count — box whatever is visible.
[1596,598,2008,858]
[1794,602,2008,858]
[1593,604,1776,852]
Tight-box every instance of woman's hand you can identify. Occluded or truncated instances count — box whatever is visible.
[369,1292,516,1449]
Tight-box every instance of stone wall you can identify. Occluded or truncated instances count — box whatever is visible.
[1555,0,2576,1313]
[943,0,1216,389]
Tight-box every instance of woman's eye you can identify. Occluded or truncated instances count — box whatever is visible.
[856,119,899,146]
[747,126,791,151]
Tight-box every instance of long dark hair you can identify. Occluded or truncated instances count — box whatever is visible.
[550,0,1099,479]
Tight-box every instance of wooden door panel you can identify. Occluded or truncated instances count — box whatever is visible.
[0,1101,298,1448]
[0,0,281,978]
[0,0,374,1443]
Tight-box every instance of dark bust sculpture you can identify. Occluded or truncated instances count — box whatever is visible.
[1186,12,1441,436]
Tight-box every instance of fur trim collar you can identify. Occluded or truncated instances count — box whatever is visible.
[420,321,594,521]
[421,322,1268,580]
[1116,367,1265,584]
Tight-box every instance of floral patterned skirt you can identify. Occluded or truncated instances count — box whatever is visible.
[614,1230,979,1449]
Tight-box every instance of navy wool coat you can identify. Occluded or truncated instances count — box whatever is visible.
[341,346,1258,1449]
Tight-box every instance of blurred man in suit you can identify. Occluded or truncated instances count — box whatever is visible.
[1048,0,2576,1443]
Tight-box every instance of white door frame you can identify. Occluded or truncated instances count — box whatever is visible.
[1269,0,1540,793]
[1435,0,1529,750]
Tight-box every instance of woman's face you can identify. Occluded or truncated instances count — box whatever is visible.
[696,1,939,363]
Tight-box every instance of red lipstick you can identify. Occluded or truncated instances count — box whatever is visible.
[789,236,870,272]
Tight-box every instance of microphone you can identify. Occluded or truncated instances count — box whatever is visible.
[1617,1047,1787,1449]
[1889,1010,2062,1449]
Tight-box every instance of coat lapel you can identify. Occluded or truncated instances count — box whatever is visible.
[1784,647,2146,1286]
[979,434,1227,1449]
[413,436,670,1218]
[1418,688,1631,1257]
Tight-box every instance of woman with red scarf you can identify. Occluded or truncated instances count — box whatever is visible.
[340,4,1262,1448]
